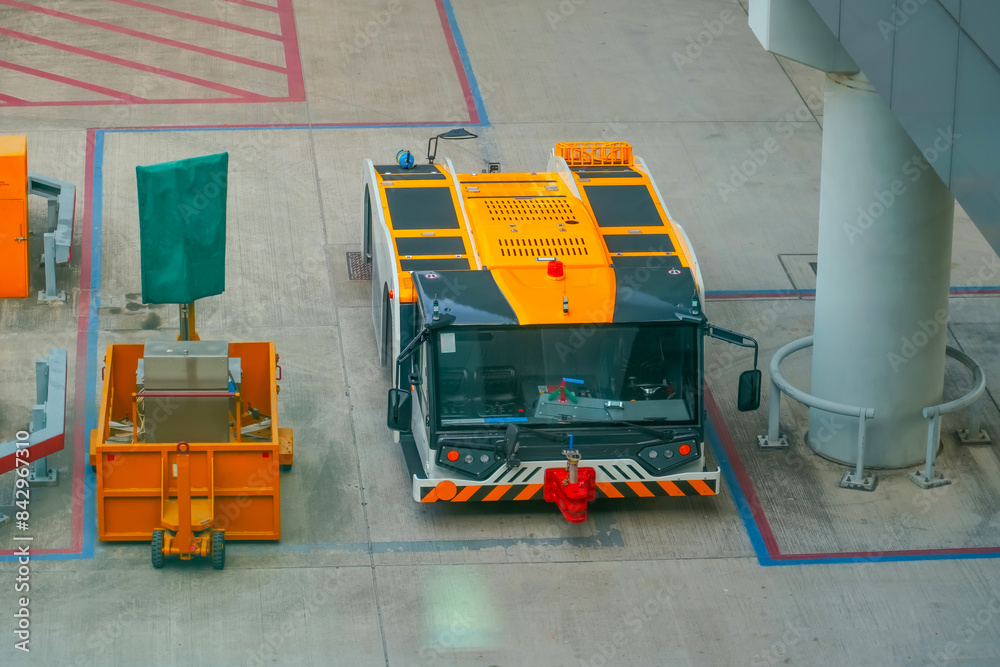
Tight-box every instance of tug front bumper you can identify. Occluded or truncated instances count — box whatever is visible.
[414,461,721,521]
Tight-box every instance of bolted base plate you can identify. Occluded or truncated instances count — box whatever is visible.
[38,290,67,303]
[957,428,991,446]
[27,468,58,486]
[909,470,952,489]
[757,434,789,450]
[840,470,877,491]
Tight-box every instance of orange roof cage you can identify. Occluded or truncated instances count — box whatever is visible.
[555,141,633,166]
[90,342,293,542]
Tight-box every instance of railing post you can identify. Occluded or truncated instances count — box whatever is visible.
[38,232,66,302]
[910,409,950,488]
[757,377,789,449]
[958,395,991,445]
[840,411,877,491]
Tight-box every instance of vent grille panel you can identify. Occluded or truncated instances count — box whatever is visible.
[498,237,590,257]
[483,198,575,223]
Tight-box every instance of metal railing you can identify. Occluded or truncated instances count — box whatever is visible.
[757,336,878,491]
[28,172,76,302]
[910,346,990,488]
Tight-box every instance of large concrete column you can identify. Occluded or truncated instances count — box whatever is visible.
[809,72,955,468]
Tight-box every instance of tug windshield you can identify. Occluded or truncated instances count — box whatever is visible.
[434,324,699,428]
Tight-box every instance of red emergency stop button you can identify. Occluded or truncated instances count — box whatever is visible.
[678,444,691,456]
[446,449,459,462]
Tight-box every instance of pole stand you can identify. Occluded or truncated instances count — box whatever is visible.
[37,232,67,303]
[756,433,789,450]
[957,428,991,445]
[839,470,877,491]
[908,469,951,489]
[27,456,58,486]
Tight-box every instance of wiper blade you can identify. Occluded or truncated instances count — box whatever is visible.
[602,406,674,441]
[516,424,567,443]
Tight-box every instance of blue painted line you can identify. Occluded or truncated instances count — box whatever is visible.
[705,416,770,565]
[706,289,797,296]
[483,417,528,423]
[79,130,105,560]
[441,0,490,126]
[708,411,1000,567]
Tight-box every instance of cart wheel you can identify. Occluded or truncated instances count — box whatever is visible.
[151,530,165,569]
[211,530,225,570]
[280,464,291,472]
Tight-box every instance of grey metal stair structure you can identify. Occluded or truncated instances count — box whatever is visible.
[804,0,1000,255]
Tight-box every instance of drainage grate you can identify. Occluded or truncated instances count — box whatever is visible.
[777,253,818,296]
[347,252,372,280]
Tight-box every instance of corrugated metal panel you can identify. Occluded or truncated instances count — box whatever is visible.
[806,0,1000,257]
[961,0,1000,66]
[890,0,960,185]
[952,33,1000,252]
[810,0,842,37]
[839,0,897,95]
[938,0,961,22]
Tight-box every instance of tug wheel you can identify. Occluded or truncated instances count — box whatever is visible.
[151,530,165,569]
[211,530,225,570]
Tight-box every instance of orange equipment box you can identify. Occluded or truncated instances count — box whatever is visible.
[90,342,293,542]
[0,135,29,298]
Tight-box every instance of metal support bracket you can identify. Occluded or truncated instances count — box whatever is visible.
[756,434,789,450]
[839,469,877,491]
[28,173,76,303]
[911,347,988,488]
[908,469,951,489]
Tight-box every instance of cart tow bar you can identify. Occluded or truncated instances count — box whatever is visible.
[544,441,596,523]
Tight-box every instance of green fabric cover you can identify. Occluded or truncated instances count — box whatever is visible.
[136,153,228,304]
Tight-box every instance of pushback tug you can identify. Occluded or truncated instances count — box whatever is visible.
[364,140,760,522]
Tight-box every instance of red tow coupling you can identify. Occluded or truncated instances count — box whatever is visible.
[544,449,596,523]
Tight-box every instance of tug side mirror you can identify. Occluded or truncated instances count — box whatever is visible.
[387,388,412,432]
[737,369,761,412]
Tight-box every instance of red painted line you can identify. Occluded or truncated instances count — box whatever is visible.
[0,27,266,100]
[707,384,1000,560]
[220,0,279,12]
[68,128,98,555]
[101,120,458,130]
[104,0,283,41]
[0,92,27,103]
[0,59,145,102]
[275,0,304,100]
[0,96,295,107]
[0,134,94,560]
[0,0,286,74]
[704,387,782,556]
[433,0,478,123]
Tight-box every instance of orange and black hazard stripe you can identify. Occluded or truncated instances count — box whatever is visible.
[420,478,716,503]
[421,481,544,503]
[594,479,716,499]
